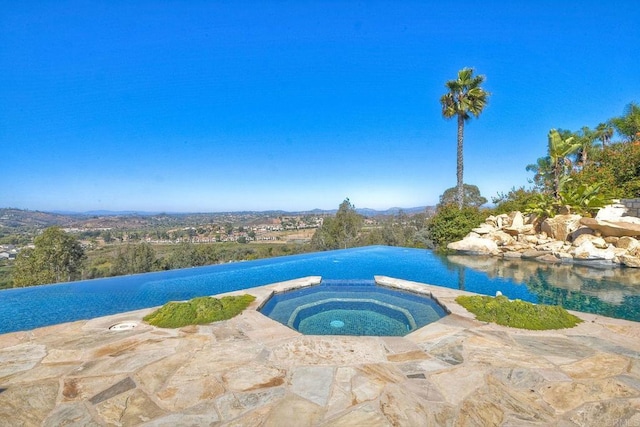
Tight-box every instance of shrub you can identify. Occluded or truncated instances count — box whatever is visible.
[426,204,486,250]
[455,295,582,330]
[491,187,540,215]
[143,294,256,328]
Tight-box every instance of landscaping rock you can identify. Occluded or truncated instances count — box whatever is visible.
[486,231,515,246]
[447,236,498,255]
[541,215,582,241]
[447,205,640,269]
[595,202,629,221]
[510,211,525,229]
[620,254,640,268]
[581,217,640,237]
[616,236,640,252]
[572,234,608,249]
[571,240,616,261]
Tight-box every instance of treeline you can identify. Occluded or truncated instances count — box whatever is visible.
[310,197,486,253]
[85,241,311,279]
[4,227,312,289]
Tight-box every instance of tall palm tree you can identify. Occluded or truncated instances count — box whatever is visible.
[440,68,490,209]
[595,122,614,148]
[574,126,597,169]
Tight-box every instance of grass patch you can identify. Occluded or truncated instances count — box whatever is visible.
[143,294,256,328]
[455,295,583,330]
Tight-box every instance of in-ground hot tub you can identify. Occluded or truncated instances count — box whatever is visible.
[259,279,448,336]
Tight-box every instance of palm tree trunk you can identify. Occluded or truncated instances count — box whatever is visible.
[457,114,465,209]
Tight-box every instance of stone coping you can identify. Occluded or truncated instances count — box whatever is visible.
[1,277,640,426]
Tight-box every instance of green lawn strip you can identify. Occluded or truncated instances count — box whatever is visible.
[455,295,583,330]
[143,294,256,328]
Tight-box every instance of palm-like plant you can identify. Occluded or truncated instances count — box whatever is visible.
[595,122,614,148]
[548,129,581,199]
[574,126,598,169]
[611,102,640,143]
[440,68,490,209]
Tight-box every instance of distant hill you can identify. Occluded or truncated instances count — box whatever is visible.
[0,206,435,232]
[0,208,81,229]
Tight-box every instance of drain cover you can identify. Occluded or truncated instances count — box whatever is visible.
[330,320,345,328]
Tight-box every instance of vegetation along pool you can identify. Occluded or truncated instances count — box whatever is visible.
[1,245,639,335]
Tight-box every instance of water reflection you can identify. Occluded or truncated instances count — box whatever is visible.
[446,255,640,321]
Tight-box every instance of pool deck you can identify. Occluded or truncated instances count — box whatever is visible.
[1,276,640,426]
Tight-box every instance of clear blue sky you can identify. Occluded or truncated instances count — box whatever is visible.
[2,1,639,213]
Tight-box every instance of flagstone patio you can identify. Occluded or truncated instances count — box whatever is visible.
[1,276,639,426]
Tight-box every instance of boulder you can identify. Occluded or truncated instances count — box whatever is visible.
[496,214,511,229]
[571,240,616,261]
[521,250,551,259]
[487,231,515,246]
[616,236,640,253]
[510,211,525,229]
[472,224,497,235]
[541,214,582,241]
[569,226,596,241]
[537,240,565,252]
[572,234,608,249]
[604,236,620,245]
[595,202,629,221]
[504,224,535,237]
[447,236,498,255]
[580,218,640,238]
[620,254,640,268]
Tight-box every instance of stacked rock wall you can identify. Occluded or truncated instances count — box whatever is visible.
[621,198,640,218]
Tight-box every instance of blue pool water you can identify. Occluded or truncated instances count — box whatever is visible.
[259,280,448,336]
[260,280,446,336]
[2,245,640,334]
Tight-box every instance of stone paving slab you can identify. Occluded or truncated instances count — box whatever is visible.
[1,276,640,426]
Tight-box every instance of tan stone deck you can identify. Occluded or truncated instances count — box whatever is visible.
[1,276,639,426]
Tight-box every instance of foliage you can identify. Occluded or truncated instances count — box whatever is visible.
[557,179,612,216]
[571,126,601,170]
[357,211,430,248]
[595,122,614,148]
[439,184,487,208]
[0,261,13,289]
[575,142,640,198]
[110,243,157,276]
[610,102,640,142]
[440,68,490,209]
[426,204,486,250]
[525,193,557,219]
[491,187,540,215]
[143,294,256,328]
[548,129,581,198]
[524,178,611,218]
[525,156,553,193]
[455,295,582,330]
[12,227,85,287]
[311,198,364,250]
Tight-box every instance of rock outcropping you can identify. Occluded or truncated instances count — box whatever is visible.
[447,203,640,268]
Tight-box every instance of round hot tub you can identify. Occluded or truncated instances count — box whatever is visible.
[259,280,447,336]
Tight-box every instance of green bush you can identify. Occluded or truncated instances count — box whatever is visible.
[491,187,540,215]
[426,204,486,250]
[576,142,640,198]
[456,295,582,330]
[143,294,256,328]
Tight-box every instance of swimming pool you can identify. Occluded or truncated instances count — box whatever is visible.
[259,280,448,336]
[2,245,640,334]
